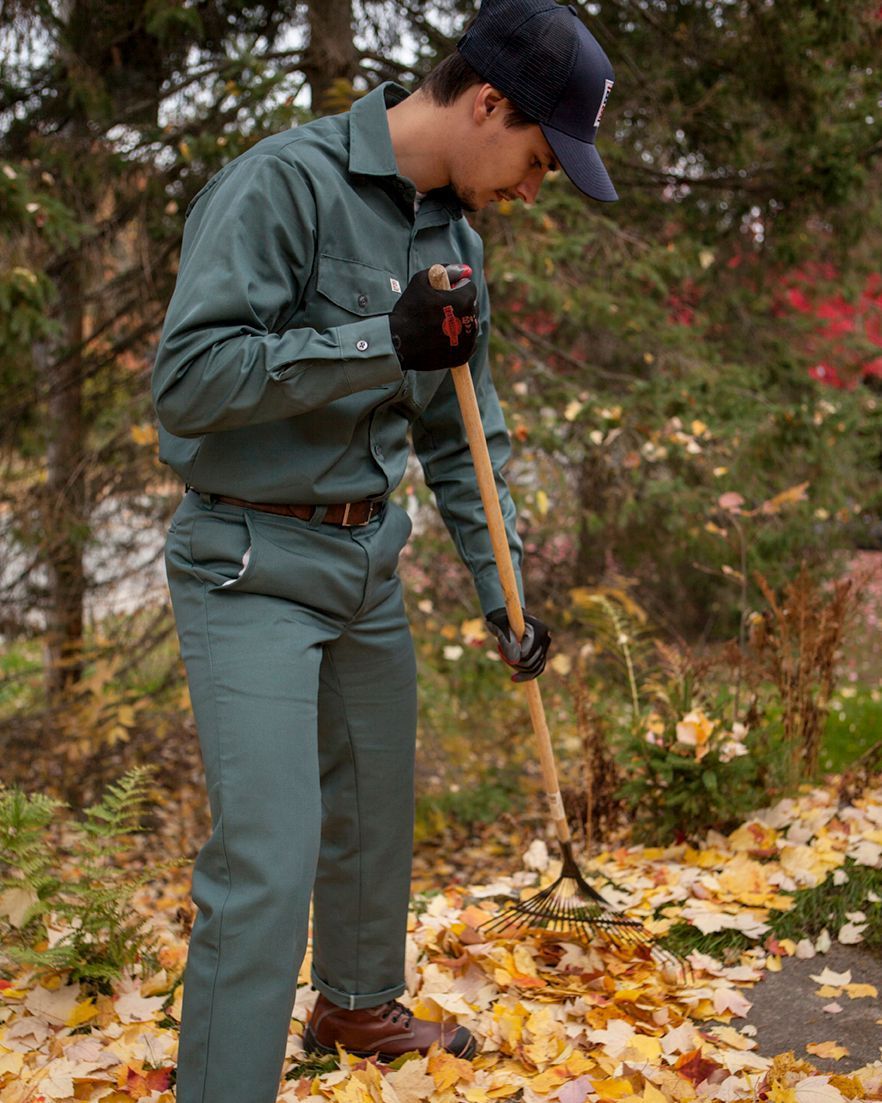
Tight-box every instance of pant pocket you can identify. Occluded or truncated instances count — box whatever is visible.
[189,508,259,591]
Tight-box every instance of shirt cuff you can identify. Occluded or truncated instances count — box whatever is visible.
[473,567,525,619]
[334,316,403,391]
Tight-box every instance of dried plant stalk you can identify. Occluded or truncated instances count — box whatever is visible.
[565,682,622,852]
[750,565,862,781]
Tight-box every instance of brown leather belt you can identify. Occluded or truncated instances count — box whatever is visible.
[189,489,385,527]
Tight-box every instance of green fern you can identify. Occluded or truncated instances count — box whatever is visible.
[0,784,65,938]
[0,765,186,994]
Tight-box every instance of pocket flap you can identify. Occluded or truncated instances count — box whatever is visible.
[316,253,402,316]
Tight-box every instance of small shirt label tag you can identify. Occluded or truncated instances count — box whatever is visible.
[594,79,614,130]
[390,278,401,293]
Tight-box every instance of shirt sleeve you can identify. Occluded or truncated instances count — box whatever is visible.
[411,269,525,616]
[152,154,403,438]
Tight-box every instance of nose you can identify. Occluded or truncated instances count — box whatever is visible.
[514,167,546,205]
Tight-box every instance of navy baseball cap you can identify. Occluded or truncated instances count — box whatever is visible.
[457,0,618,202]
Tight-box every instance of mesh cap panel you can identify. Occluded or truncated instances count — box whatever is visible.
[458,1,578,124]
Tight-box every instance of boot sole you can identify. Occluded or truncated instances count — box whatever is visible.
[302,1025,477,1063]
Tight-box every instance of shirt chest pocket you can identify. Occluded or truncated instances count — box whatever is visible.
[308,253,402,329]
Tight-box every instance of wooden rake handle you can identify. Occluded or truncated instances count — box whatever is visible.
[428,263,571,846]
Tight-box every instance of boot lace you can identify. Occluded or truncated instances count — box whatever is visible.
[379,1000,414,1027]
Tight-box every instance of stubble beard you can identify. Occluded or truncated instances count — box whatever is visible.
[451,182,480,214]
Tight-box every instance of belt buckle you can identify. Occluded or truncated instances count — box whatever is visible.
[340,501,370,527]
[339,500,380,527]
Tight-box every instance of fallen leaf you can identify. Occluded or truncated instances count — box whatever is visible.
[806,1042,849,1061]
[809,969,852,987]
[843,982,877,999]
[674,1049,723,1085]
[558,1075,594,1103]
[384,1056,437,1102]
[793,1074,848,1102]
[837,922,866,945]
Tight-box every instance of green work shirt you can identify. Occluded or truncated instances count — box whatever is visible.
[152,82,523,615]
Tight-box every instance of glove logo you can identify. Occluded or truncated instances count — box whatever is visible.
[441,305,463,348]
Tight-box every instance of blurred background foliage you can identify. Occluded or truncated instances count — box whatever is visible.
[1,0,882,847]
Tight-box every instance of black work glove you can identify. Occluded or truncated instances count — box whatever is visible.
[485,607,551,682]
[388,263,478,372]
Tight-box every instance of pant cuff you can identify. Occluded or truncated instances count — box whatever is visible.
[311,966,406,1011]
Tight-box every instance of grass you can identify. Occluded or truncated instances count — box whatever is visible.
[285,1051,340,1080]
[659,858,882,962]
[820,684,882,774]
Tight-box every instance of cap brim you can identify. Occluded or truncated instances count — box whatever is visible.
[541,123,618,202]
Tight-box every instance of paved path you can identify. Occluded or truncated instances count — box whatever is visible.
[743,944,882,1072]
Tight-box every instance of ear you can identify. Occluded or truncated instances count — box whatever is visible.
[472,84,508,124]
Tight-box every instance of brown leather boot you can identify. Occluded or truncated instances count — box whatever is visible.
[303,992,477,1061]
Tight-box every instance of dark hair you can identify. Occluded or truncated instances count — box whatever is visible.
[417,52,537,129]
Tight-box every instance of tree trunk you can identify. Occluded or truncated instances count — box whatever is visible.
[303,0,359,114]
[43,249,88,702]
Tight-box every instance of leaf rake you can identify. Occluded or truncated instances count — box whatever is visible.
[430,264,685,975]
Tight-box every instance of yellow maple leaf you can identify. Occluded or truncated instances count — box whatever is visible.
[0,1052,24,1077]
[428,1047,474,1090]
[717,854,771,902]
[624,1035,663,1063]
[331,1079,374,1103]
[66,997,97,1027]
[562,1052,596,1078]
[828,1074,866,1099]
[728,820,778,855]
[806,1041,849,1060]
[591,1077,637,1099]
[384,1056,436,1101]
[528,1068,567,1093]
[843,983,877,999]
[493,1003,528,1053]
[815,985,843,999]
[767,1086,798,1103]
[512,944,540,978]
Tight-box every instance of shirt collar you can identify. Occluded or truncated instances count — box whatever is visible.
[348,82,464,222]
[348,82,409,178]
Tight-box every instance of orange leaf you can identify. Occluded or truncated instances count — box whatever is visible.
[675,1049,723,1085]
[511,974,546,988]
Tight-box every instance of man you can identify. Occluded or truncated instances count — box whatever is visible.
[152,1,617,1100]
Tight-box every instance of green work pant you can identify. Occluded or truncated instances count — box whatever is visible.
[164,491,418,1103]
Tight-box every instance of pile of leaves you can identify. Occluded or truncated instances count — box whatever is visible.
[1,780,881,1102]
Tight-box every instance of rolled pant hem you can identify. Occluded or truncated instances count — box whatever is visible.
[311,967,406,1011]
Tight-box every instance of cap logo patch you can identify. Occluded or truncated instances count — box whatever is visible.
[594,78,614,129]
[390,278,402,293]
